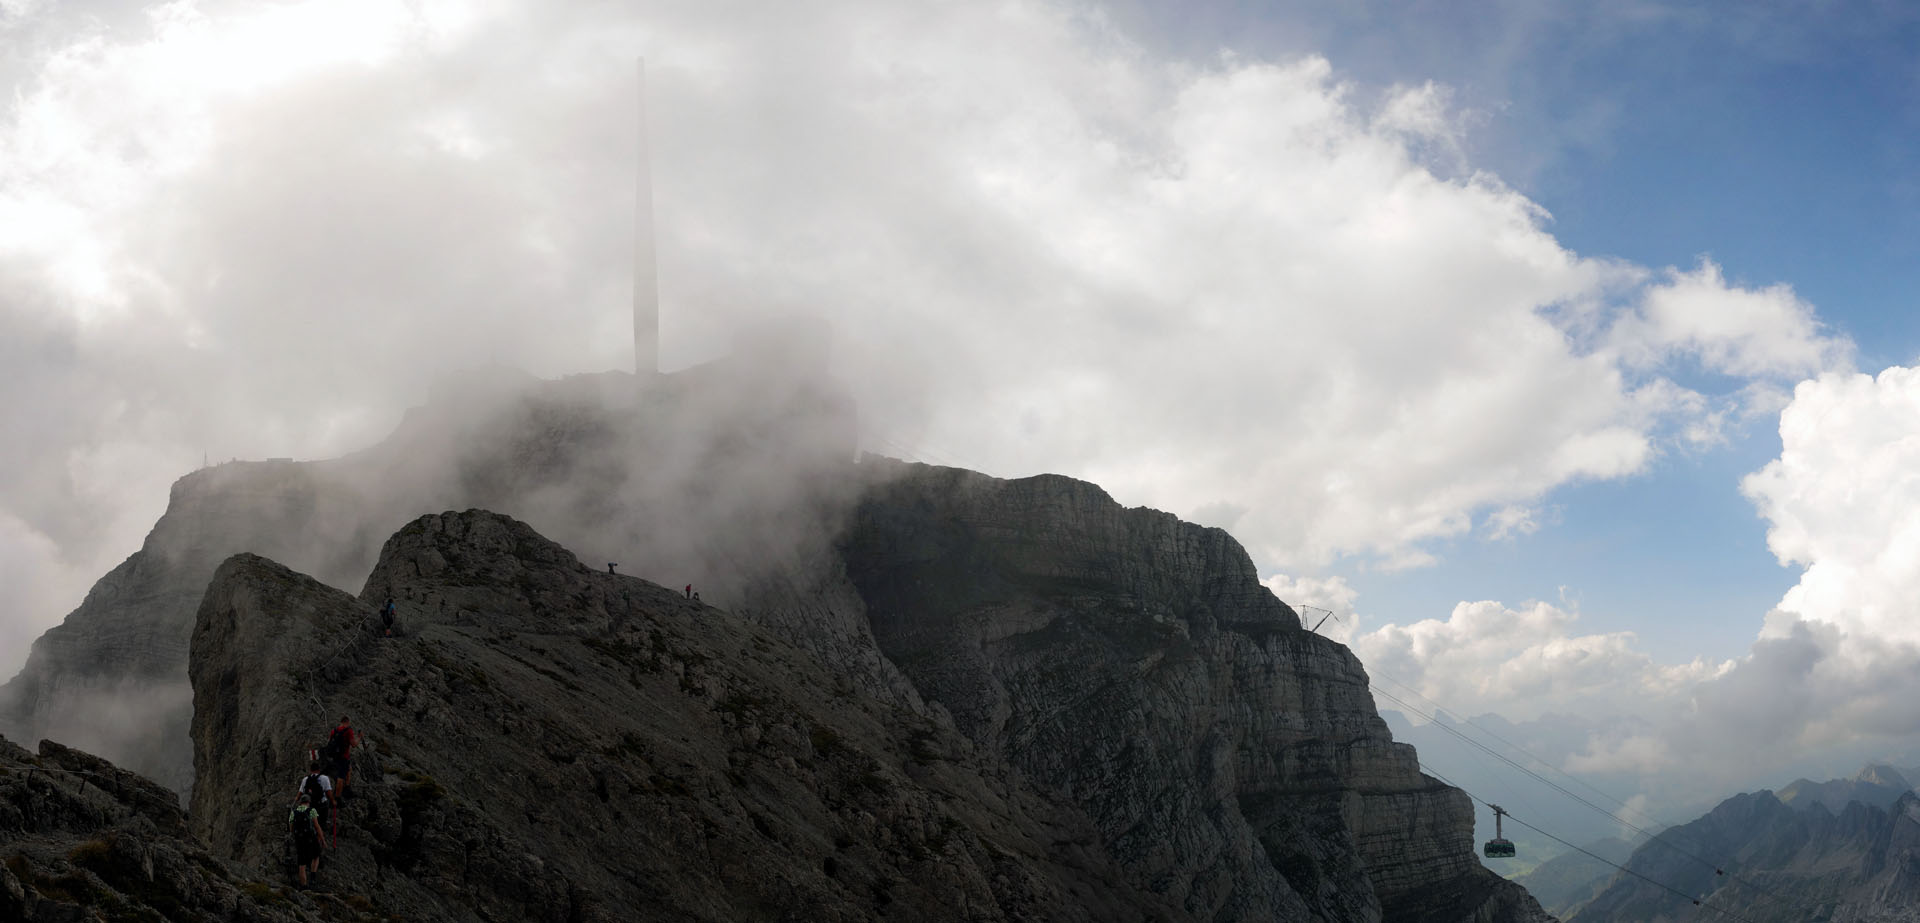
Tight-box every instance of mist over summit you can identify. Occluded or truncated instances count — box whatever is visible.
[1,357,1550,920]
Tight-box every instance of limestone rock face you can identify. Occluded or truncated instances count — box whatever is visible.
[0,460,369,794]
[190,510,1175,923]
[0,734,321,922]
[842,460,1550,923]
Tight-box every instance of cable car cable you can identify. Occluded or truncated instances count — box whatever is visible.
[1370,670,1664,827]
[1376,685,1812,917]
[1418,762,1763,923]
[1289,601,1828,919]
[1375,685,1828,921]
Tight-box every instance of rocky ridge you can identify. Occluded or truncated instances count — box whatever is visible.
[1779,765,1916,815]
[0,364,877,792]
[190,510,1168,922]
[3,364,1555,921]
[1569,789,1920,923]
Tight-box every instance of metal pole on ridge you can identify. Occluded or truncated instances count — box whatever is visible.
[635,57,659,378]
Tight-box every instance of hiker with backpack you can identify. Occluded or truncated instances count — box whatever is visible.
[323,716,358,802]
[296,761,335,845]
[289,792,326,886]
[380,597,396,637]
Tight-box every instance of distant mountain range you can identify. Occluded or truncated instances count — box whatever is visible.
[1776,764,1920,814]
[1553,763,1920,922]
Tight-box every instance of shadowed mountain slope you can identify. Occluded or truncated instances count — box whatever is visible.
[1569,789,1920,923]
[1511,838,1634,919]
[174,507,1551,921]
[844,460,1549,923]
[189,510,1166,922]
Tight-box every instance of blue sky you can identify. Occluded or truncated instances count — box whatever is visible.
[1106,0,1920,662]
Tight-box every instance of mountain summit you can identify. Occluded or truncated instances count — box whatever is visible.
[3,366,1551,921]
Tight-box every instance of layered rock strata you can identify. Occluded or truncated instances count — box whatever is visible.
[843,460,1549,922]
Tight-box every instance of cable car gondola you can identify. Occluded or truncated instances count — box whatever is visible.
[1483,804,1515,858]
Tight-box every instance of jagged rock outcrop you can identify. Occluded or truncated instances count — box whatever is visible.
[2,362,879,791]
[1571,789,1920,923]
[0,734,324,922]
[844,460,1549,922]
[189,510,1182,922]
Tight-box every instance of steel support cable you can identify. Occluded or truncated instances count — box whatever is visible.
[1420,761,1762,923]
[1370,669,1659,825]
[1347,637,1825,918]
[1399,687,1550,826]
[1371,685,1657,834]
[1288,605,1656,824]
[1373,685,1826,921]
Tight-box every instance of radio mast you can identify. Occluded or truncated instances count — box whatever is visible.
[635,57,659,376]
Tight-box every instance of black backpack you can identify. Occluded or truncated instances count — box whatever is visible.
[290,805,318,842]
[301,773,328,805]
[322,727,348,761]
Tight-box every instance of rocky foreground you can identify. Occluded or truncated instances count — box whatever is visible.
[0,735,319,922]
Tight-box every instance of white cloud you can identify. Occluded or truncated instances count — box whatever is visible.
[1482,504,1541,540]
[1354,368,1920,802]
[0,511,95,676]
[1564,731,1671,775]
[1610,258,1854,380]
[1744,368,1920,646]
[0,0,1864,665]
[1350,598,1729,726]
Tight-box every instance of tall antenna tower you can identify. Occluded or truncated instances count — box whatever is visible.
[635,58,659,376]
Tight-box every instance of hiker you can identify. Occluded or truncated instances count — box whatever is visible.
[289,792,325,886]
[692,591,700,603]
[296,761,334,843]
[684,584,692,599]
[380,597,396,637]
[323,716,358,802]
[608,563,618,575]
